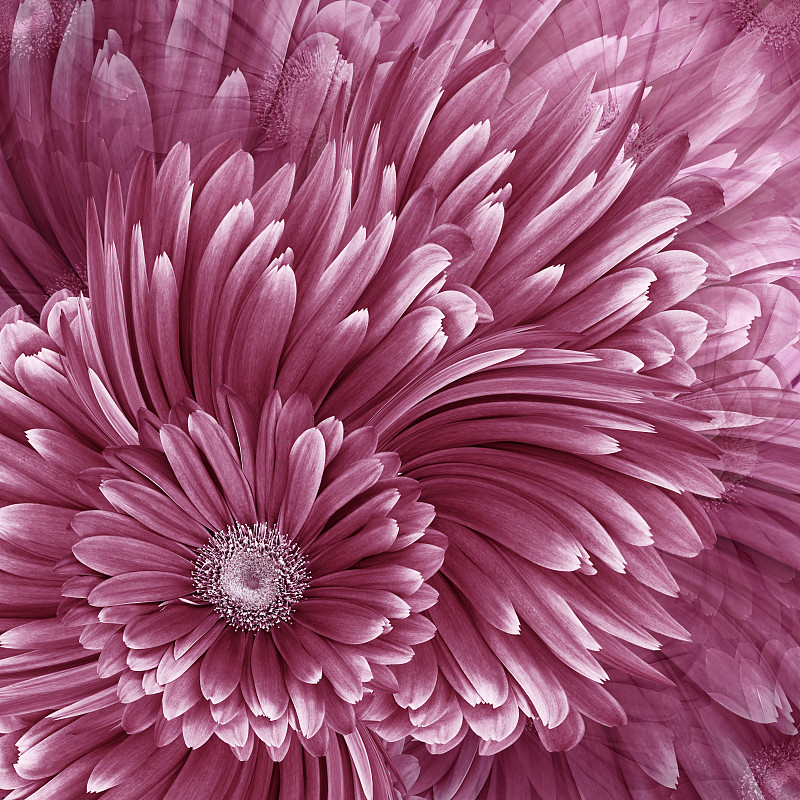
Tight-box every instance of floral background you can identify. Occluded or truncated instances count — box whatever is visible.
[0,1,799,798]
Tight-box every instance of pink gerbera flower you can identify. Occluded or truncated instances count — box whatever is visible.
[0,64,716,800]
[0,1,799,799]
[0,140,452,782]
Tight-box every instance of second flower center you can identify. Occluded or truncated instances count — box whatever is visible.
[731,0,800,48]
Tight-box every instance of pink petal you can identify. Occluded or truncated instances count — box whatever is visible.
[87,571,193,606]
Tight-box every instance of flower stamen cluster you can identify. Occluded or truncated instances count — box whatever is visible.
[192,522,310,632]
[731,0,800,48]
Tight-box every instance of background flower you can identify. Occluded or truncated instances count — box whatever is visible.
[404,407,800,799]
[0,0,487,314]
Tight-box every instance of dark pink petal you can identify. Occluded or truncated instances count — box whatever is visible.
[149,253,192,407]
[0,619,78,649]
[99,480,207,545]
[15,709,118,780]
[272,622,322,685]
[296,457,383,546]
[279,428,326,539]
[0,663,113,715]
[0,503,76,559]
[195,630,245,706]
[122,604,207,650]
[86,732,160,793]
[321,307,446,420]
[224,262,296,410]
[295,599,389,645]
[187,410,256,523]
[309,519,399,574]
[321,565,424,594]
[250,632,288,720]
[87,572,193,606]
[266,393,315,523]
[0,433,81,506]
[295,310,369,410]
[427,575,509,707]
[292,624,365,704]
[73,536,190,576]
[424,475,582,571]
[159,423,230,529]
[180,701,217,750]
[284,669,325,739]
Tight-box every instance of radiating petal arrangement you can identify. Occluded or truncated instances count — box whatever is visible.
[0,1,798,799]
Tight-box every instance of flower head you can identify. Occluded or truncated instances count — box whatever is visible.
[0,1,799,798]
[0,140,455,776]
[0,37,730,769]
[731,0,800,50]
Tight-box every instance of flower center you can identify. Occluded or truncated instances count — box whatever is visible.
[192,523,310,632]
[731,0,800,48]
[220,550,279,606]
[741,739,800,800]
[256,38,347,147]
[5,0,72,59]
[586,99,659,164]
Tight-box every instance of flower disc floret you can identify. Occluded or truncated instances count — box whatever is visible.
[193,522,310,632]
[732,0,800,48]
